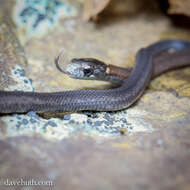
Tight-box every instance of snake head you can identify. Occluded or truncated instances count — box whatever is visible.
[69,58,107,79]
[56,56,107,80]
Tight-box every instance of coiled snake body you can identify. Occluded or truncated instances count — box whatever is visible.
[1,40,190,113]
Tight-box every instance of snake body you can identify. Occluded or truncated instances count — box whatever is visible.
[1,40,190,113]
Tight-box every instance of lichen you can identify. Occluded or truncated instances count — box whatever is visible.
[13,0,77,39]
[5,65,34,92]
[1,109,153,140]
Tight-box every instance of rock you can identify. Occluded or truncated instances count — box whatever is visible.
[168,0,190,17]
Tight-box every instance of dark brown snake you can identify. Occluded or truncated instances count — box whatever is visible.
[0,40,190,113]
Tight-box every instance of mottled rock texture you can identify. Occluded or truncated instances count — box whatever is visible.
[0,0,190,189]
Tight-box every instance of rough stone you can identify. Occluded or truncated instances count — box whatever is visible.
[0,0,190,189]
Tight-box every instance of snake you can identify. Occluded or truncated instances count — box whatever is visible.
[0,39,190,113]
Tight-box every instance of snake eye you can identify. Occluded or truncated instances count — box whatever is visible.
[83,68,93,77]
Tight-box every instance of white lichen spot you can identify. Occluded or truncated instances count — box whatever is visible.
[70,113,88,123]
[5,65,34,92]
[126,108,153,133]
